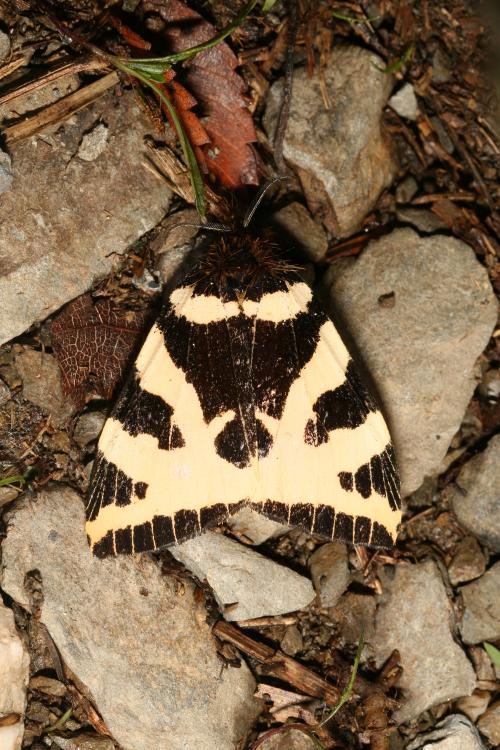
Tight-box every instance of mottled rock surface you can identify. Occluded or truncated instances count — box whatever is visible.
[15,349,74,427]
[451,435,500,552]
[460,562,500,644]
[256,728,318,749]
[0,600,29,750]
[477,700,500,746]
[264,46,396,236]
[448,537,486,585]
[407,715,486,750]
[172,532,314,621]
[324,229,497,496]
[370,560,476,722]
[271,202,328,262]
[227,506,288,545]
[0,91,171,345]
[1,488,261,750]
[309,542,350,607]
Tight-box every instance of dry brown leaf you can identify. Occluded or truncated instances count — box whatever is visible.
[145,0,259,189]
[50,294,148,408]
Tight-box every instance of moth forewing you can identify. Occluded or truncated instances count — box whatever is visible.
[86,236,401,557]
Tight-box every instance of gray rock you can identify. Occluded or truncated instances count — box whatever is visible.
[396,206,447,234]
[171,532,314,621]
[460,562,500,644]
[0,378,11,406]
[0,486,18,508]
[0,91,171,345]
[0,29,10,63]
[0,149,13,194]
[15,349,74,427]
[53,734,115,750]
[1,488,261,750]
[329,592,376,646]
[370,560,476,722]
[0,600,29,750]
[309,542,350,607]
[324,229,497,496]
[477,700,500,746]
[448,537,486,585]
[407,714,486,750]
[280,625,303,656]
[389,82,419,120]
[256,728,317,749]
[263,46,396,237]
[451,435,500,552]
[77,123,109,161]
[153,209,199,286]
[272,202,328,262]
[455,691,491,723]
[73,412,106,447]
[227,506,288,545]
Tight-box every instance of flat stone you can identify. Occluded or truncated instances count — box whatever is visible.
[271,202,328,262]
[460,562,500,644]
[455,691,491,723]
[0,148,13,194]
[280,625,303,656]
[72,412,106,447]
[0,91,171,345]
[309,542,350,607]
[396,206,447,234]
[371,560,476,722]
[329,592,376,646]
[0,600,29,750]
[53,734,115,750]
[256,727,317,749]
[77,123,109,162]
[477,700,500,746]
[263,46,396,237]
[171,532,314,621]
[1,487,261,750]
[15,349,74,427]
[324,229,497,496]
[407,714,486,750]
[389,82,419,120]
[451,435,500,552]
[0,30,10,63]
[227,506,288,545]
[448,537,486,585]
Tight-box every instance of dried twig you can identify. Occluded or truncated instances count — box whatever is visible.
[3,72,119,144]
[213,620,340,705]
[0,54,108,107]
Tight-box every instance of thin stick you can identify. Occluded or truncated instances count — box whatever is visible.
[0,55,109,107]
[212,620,340,705]
[3,72,119,144]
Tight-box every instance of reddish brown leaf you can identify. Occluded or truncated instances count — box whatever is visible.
[145,0,259,189]
[50,294,148,408]
[160,68,210,172]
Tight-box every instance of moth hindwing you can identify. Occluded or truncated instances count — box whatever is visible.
[86,236,401,557]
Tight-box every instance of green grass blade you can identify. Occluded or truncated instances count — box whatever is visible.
[484,642,500,669]
[320,634,364,725]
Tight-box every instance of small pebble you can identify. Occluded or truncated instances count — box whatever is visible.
[77,123,109,162]
[389,82,419,120]
[448,537,486,585]
[73,412,106,447]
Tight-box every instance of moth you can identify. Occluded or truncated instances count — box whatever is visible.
[86,216,401,557]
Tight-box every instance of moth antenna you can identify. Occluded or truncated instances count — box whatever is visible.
[170,221,232,232]
[243,176,289,228]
